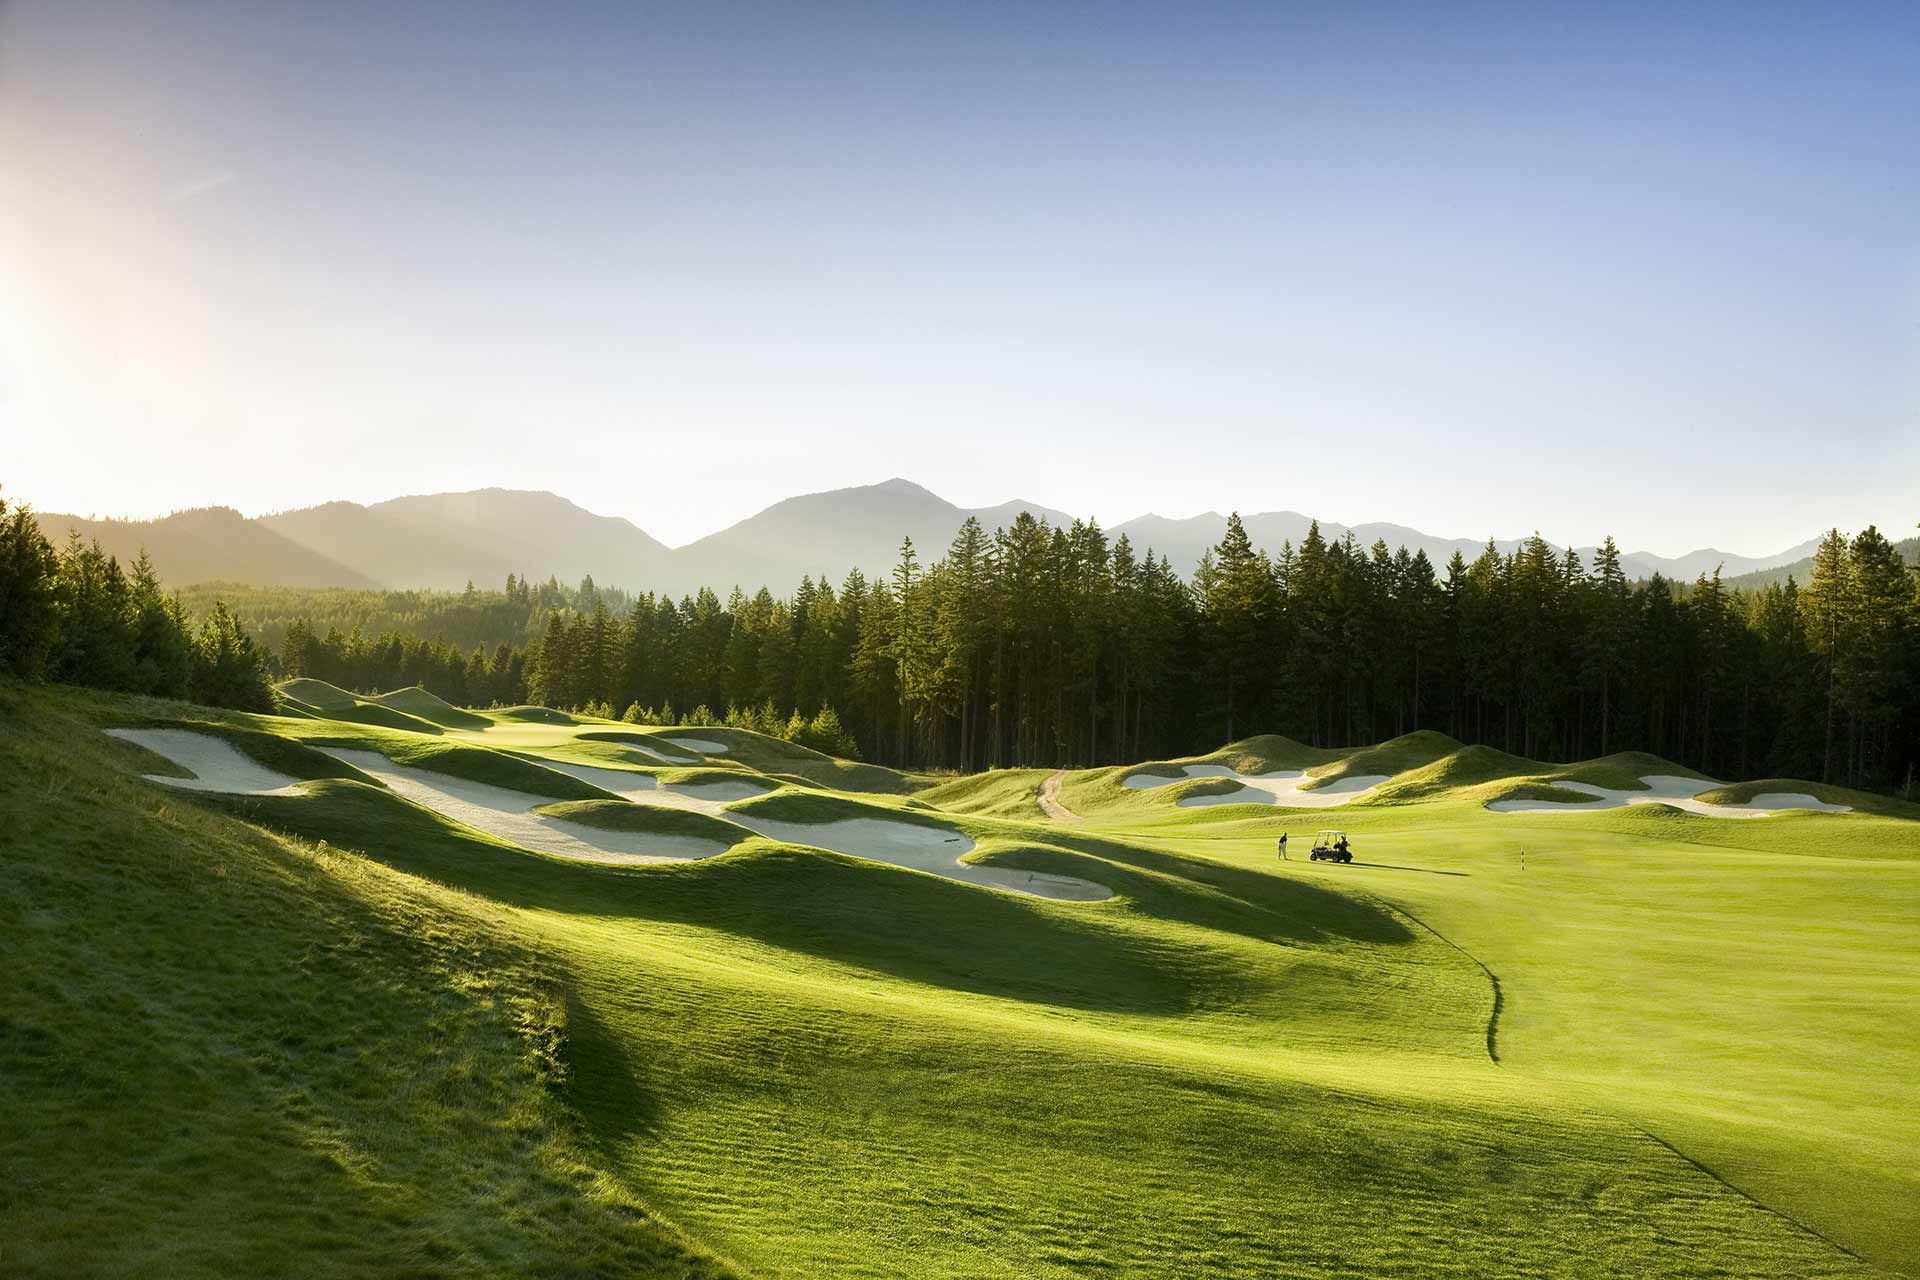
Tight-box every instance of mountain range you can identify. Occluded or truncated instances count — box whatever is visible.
[36,478,1826,596]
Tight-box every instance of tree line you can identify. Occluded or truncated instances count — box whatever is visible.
[276,510,1918,792]
[174,573,631,659]
[1,494,273,712]
[9,482,1915,793]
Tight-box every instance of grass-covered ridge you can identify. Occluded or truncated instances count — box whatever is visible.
[1305,729,1462,785]
[726,786,958,831]
[117,717,387,787]
[309,734,619,800]
[534,800,752,845]
[368,685,494,729]
[1696,777,1920,818]
[917,767,1051,819]
[0,684,731,1278]
[647,724,927,795]
[14,680,1917,1277]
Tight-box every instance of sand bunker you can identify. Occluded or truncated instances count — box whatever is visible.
[314,749,734,862]
[536,759,770,811]
[730,814,1111,901]
[664,736,729,755]
[537,758,1106,899]
[107,729,728,865]
[627,743,695,764]
[107,728,310,796]
[1123,764,1390,808]
[540,759,1105,899]
[1744,792,1853,812]
[1487,774,1851,818]
[110,728,1109,899]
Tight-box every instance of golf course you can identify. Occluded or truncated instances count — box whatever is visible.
[5,678,1915,1278]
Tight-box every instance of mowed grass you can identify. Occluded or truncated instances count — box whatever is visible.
[0,685,727,1279]
[1099,791,1920,1274]
[199,772,1873,1278]
[9,681,1913,1277]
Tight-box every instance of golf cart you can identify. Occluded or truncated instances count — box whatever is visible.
[1309,830,1352,863]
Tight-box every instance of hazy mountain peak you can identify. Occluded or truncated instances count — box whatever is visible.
[872,477,941,498]
[48,478,1835,597]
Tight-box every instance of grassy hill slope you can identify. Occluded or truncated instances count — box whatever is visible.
[0,685,729,1278]
[8,683,1905,1277]
[1091,772,1920,1274]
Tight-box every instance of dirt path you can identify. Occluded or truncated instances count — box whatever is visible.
[1037,771,1080,822]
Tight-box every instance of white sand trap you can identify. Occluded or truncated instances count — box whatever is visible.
[731,814,1112,902]
[534,759,771,814]
[665,736,729,755]
[539,756,1106,900]
[1487,774,1851,818]
[107,728,309,796]
[627,743,696,764]
[1746,792,1851,812]
[1123,764,1390,808]
[315,748,732,864]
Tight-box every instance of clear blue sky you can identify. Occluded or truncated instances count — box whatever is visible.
[3,0,1916,553]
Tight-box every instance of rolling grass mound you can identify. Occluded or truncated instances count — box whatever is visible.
[1160,774,1248,804]
[758,770,825,790]
[274,677,358,710]
[117,717,387,787]
[671,727,924,795]
[1205,733,1341,774]
[1310,729,1462,785]
[658,766,775,792]
[916,768,1050,819]
[1559,751,1704,789]
[494,705,578,725]
[369,686,492,729]
[316,736,617,801]
[1478,779,1603,807]
[2,689,729,1278]
[1059,760,1231,817]
[577,730,696,757]
[272,681,457,734]
[726,788,953,830]
[19,682,1916,1277]
[1371,743,1547,802]
[1696,778,1920,819]
[533,801,752,845]
[329,701,446,734]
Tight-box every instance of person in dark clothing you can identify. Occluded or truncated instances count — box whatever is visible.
[1277,833,1289,860]
[1334,835,1350,857]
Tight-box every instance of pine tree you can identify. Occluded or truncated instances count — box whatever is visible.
[190,601,274,712]
[129,551,192,697]
[0,494,60,678]
[1801,530,1852,782]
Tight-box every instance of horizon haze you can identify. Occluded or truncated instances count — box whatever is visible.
[28,475,1858,600]
[5,0,1918,552]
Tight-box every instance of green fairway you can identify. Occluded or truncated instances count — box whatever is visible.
[6,682,1915,1277]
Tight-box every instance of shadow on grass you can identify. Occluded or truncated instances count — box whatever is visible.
[207,780,1412,1016]
[561,987,666,1144]
[1337,861,1471,878]
[1023,830,1415,948]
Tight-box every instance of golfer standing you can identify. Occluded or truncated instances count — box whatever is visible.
[1278,832,1289,860]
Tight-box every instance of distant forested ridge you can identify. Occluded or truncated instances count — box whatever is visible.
[264,511,1919,794]
[173,576,634,657]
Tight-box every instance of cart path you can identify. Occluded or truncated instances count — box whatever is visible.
[1038,771,1081,822]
